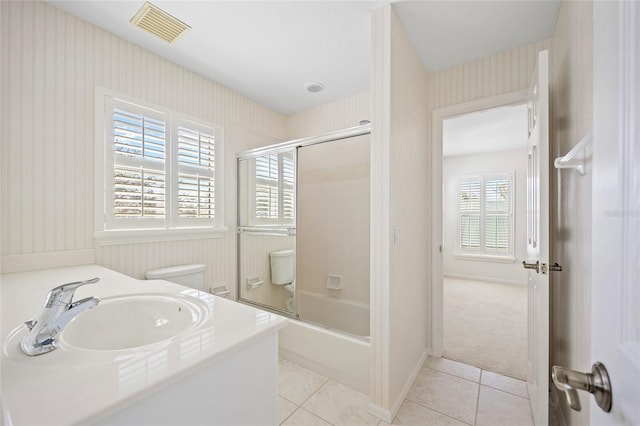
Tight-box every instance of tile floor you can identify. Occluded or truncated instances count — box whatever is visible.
[278,356,534,426]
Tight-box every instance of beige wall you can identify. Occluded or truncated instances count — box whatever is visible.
[286,92,370,140]
[549,2,593,425]
[370,5,430,418]
[297,135,370,306]
[388,7,431,408]
[0,1,286,294]
[427,39,551,111]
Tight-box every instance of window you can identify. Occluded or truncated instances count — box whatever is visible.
[457,173,514,258]
[95,88,224,240]
[251,151,295,226]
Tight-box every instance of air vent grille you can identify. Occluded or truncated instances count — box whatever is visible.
[131,2,190,44]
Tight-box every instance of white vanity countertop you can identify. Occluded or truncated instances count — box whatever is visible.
[0,264,288,426]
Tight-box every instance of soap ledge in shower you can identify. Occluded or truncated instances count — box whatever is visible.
[326,274,342,290]
[246,277,264,290]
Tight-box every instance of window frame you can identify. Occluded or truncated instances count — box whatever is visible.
[455,171,515,261]
[94,87,225,244]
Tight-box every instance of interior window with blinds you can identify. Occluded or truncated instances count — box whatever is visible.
[253,151,295,225]
[457,173,513,256]
[103,95,222,230]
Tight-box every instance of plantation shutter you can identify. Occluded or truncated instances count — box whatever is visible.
[101,92,223,233]
[458,178,481,249]
[108,99,166,228]
[255,154,279,220]
[456,173,513,256]
[253,151,295,224]
[281,152,295,222]
[175,120,217,224]
[485,177,511,252]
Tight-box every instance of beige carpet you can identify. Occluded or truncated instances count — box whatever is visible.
[443,277,527,380]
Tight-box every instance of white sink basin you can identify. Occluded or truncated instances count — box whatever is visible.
[59,294,206,351]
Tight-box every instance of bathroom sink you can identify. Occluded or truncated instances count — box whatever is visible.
[59,294,206,351]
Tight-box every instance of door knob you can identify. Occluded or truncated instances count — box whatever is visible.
[522,260,540,273]
[552,362,612,412]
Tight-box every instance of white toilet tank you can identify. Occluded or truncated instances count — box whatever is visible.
[270,250,294,285]
[145,264,206,290]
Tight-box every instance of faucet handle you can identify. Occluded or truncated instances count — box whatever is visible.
[45,277,100,307]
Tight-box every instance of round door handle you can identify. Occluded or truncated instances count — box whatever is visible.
[522,260,540,273]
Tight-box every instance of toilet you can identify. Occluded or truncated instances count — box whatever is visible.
[269,249,295,313]
[145,264,230,298]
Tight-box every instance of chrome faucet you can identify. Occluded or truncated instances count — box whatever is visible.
[21,277,100,356]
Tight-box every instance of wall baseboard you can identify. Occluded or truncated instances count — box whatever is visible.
[369,347,430,423]
[1,250,95,274]
[444,273,526,286]
[368,401,393,424]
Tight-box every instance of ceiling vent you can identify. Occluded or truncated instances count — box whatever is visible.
[131,2,190,44]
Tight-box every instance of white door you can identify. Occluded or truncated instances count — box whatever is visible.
[525,49,550,426]
[591,1,640,424]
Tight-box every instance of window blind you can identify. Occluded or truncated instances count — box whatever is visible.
[176,124,216,220]
[102,94,222,230]
[112,105,166,221]
[253,152,295,224]
[457,174,513,255]
[458,180,481,249]
[113,108,165,160]
[485,178,510,251]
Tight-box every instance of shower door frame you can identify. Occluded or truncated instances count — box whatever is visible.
[236,123,372,318]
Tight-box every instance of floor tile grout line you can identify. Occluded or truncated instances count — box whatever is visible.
[296,378,330,410]
[404,396,474,426]
[479,383,530,400]
[422,365,481,384]
[479,368,530,400]
[474,381,481,426]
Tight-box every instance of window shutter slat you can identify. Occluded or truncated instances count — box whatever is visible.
[459,180,481,212]
[176,123,217,221]
[113,108,166,161]
[178,126,215,171]
[178,174,214,218]
[457,174,512,255]
[485,178,510,212]
[113,166,165,218]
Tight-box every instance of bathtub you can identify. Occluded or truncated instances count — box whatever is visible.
[279,290,370,394]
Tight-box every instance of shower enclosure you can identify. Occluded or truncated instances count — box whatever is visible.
[236,125,370,338]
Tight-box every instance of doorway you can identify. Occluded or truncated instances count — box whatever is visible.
[431,91,530,380]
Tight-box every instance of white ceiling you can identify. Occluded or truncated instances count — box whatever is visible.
[48,1,560,115]
[443,103,528,157]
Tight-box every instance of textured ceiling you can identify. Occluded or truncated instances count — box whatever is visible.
[48,1,560,115]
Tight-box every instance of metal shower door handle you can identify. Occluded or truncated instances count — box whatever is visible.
[551,362,612,412]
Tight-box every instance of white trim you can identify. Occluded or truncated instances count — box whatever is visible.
[93,227,227,246]
[389,348,430,420]
[368,348,430,423]
[1,250,95,274]
[368,402,392,424]
[431,89,528,357]
[444,273,526,286]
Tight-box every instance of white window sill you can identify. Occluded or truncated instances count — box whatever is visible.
[453,253,516,263]
[94,227,228,246]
